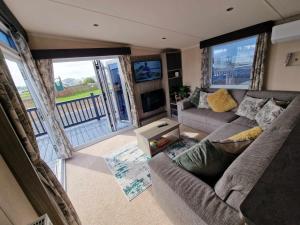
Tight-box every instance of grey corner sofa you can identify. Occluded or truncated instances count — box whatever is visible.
[148,89,300,225]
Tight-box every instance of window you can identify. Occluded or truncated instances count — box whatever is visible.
[0,29,17,50]
[210,36,257,89]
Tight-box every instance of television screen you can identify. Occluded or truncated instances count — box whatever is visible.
[133,60,162,83]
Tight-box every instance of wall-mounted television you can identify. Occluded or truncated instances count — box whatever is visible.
[132,59,162,83]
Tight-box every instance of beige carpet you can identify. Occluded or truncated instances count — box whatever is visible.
[66,124,207,225]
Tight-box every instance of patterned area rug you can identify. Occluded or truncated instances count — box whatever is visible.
[104,137,198,201]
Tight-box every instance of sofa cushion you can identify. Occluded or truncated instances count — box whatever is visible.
[255,99,284,130]
[214,96,300,210]
[181,108,238,128]
[189,87,201,107]
[174,139,236,184]
[197,91,210,109]
[204,123,251,142]
[231,117,258,128]
[207,89,238,112]
[236,96,267,120]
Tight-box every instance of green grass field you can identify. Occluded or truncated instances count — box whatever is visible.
[56,89,101,102]
[20,89,102,103]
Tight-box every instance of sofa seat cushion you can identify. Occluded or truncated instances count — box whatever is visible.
[231,117,258,128]
[204,123,251,142]
[181,108,238,132]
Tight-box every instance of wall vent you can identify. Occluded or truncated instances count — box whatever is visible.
[29,214,53,225]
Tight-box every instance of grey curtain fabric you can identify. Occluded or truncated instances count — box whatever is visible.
[118,55,139,127]
[200,47,210,89]
[13,33,73,159]
[250,33,269,91]
[0,50,81,225]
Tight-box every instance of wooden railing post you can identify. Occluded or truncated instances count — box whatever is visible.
[90,93,100,120]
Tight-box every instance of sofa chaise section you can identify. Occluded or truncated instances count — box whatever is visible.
[149,153,244,225]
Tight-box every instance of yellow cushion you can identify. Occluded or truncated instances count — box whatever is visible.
[207,89,237,112]
[227,126,263,142]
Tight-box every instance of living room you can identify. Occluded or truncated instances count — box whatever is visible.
[0,1,300,225]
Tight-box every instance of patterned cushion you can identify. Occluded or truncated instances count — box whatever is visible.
[236,96,267,120]
[197,91,210,109]
[189,87,201,107]
[255,99,284,130]
[207,89,237,112]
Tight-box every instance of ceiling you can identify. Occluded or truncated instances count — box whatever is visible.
[4,0,300,49]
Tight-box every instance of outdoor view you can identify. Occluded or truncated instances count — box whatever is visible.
[211,36,257,87]
[53,60,100,102]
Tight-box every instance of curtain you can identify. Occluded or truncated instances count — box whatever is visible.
[200,47,210,89]
[250,33,269,90]
[13,32,73,159]
[118,55,139,127]
[0,50,81,225]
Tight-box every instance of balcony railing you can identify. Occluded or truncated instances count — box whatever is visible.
[27,93,106,137]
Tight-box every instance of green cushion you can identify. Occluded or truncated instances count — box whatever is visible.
[189,87,201,107]
[174,139,236,183]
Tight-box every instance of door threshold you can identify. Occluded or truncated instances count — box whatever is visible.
[73,125,134,151]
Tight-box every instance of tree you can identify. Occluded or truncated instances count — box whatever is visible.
[83,77,96,84]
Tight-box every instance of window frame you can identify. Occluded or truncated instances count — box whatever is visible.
[209,35,258,90]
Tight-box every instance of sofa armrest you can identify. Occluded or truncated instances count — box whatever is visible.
[149,153,244,225]
[177,98,193,111]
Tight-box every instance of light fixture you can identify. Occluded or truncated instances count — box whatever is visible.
[162,37,167,40]
[93,23,99,27]
[226,7,234,12]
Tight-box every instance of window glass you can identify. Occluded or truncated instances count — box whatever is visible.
[0,29,17,50]
[210,36,257,89]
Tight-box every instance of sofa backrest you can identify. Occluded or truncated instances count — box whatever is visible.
[214,94,300,210]
[246,90,298,101]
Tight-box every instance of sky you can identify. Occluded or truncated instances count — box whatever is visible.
[53,60,96,81]
[5,59,25,87]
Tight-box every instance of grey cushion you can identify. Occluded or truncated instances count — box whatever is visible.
[149,153,244,225]
[181,108,238,133]
[214,96,300,210]
[174,140,236,184]
[231,117,258,128]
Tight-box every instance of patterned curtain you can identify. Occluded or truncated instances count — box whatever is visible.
[200,47,210,89]
[118,55,139,127]
[250,33,269,90]
[0,50,81,225]
[13,32,73,159]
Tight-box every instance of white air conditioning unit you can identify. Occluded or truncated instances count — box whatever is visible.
[29,214,53,225]
[271,20,300,44]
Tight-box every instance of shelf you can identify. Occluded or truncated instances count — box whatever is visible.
[168,68,182,72]
[168,76,182,80]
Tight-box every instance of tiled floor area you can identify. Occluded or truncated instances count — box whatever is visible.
[37,118,131,173]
